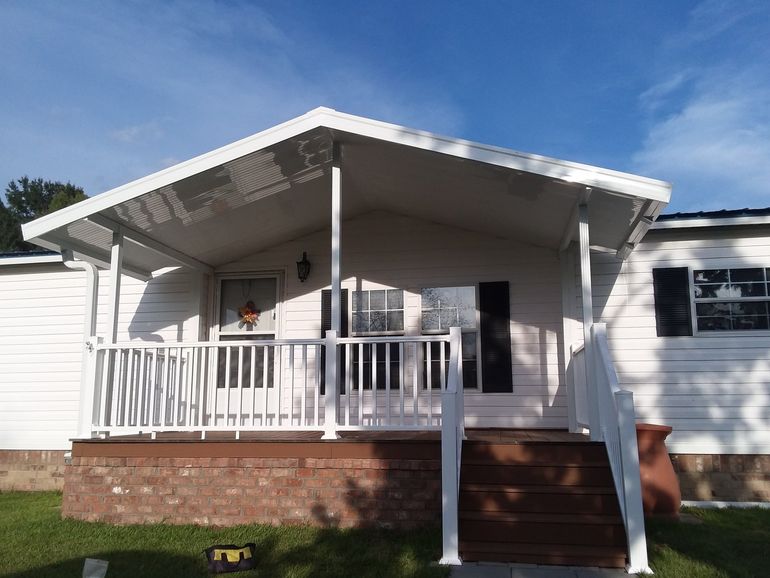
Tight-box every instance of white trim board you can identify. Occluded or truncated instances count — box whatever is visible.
[0,254,62,266]
[22,107,672,244]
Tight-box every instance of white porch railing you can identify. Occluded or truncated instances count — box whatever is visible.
[591,322,650,574]
[87,331,459,438]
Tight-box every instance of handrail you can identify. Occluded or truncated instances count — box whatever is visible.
[592,322,651,574]
[338,334,450,344]
[96,338,324,350]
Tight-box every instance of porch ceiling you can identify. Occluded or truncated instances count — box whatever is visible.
[22,108,671,276]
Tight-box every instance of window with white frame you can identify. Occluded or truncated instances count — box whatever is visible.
[420,286,479,388]
[351,289,403,389]
[352,289,404,334]
[693,268,770,331]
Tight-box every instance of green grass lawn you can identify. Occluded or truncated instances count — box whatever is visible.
[0,492,448,578]
[645,507,770,577]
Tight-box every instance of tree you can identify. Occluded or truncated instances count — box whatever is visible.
[0,177,87,252]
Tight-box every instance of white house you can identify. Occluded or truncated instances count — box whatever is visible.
[1,108,767,571]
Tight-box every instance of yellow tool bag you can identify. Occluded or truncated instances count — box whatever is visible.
[203,543,257,574]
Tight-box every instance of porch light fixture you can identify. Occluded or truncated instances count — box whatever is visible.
[296,252,311,282]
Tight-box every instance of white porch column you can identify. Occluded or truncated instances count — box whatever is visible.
[102,229,124,428]
[559,244,580,433]
[323,143,341,439]
[578,203,601,440]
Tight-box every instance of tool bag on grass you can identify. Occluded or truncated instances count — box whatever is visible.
[203,543,257,574]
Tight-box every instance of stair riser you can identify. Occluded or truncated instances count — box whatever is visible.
[461,465,614,486]
[463,442,609,465]
[459,551,626,568]
[460,491,621,515]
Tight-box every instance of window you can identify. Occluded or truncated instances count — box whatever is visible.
[351,289,403,389]
[421,286,479,388]
[216,276,279,387]
[352,289,404,334]
[693,268,770,331]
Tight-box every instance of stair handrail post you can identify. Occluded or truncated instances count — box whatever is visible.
[616,389,651,574]
[439,327,462,565]
[322,330,340,439]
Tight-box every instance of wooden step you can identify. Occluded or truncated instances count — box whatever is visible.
[461,464,615,486]
[459,510,623,525]
[462,441,609,465]
[460,485,621,515]
[460,542,627,568]
[460,518,627,547]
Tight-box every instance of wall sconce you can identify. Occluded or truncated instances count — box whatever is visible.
[296,252,311,282]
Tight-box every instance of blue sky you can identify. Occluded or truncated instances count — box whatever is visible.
[1,0,768,212]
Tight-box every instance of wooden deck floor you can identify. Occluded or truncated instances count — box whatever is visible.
[82,428,589,444]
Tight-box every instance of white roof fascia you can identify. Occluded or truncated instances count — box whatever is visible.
[22,107,672,243]
[0,253,63,266]
[652,215,770,230]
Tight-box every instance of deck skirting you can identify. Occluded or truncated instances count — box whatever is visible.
[63,438,442,528]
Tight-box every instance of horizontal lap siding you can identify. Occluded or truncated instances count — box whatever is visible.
[218,211,566,428]
[0,264,195,450]
[592,228,770,454]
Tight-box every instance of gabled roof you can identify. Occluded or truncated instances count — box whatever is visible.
[22,107,672,276]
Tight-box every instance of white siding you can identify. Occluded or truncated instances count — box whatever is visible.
[0,264,195,450]
[593,227,770,454]
[218,211,567,428]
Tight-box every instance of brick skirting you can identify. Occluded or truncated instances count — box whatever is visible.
[0,450,68,491]
[63,440,442,528]
[671,454,770,502]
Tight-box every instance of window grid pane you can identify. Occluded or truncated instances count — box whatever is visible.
[352,289,404,335]
[694,268,770,331]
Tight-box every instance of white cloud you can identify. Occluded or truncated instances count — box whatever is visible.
[632,0,770,212]
[111,122,164,144]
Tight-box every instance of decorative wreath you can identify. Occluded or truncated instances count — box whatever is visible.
[238,300,261,327]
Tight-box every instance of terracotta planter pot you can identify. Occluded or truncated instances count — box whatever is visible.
[636,423,681,518]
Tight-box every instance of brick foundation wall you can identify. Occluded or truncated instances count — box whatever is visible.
[0,450,68,491]
[63,441,441,528]
[671,454,770,502]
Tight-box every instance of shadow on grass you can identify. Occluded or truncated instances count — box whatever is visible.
[645,508,770,578]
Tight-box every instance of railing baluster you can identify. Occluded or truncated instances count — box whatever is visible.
[262,345,269,426]
[276,345,283,427]
[314,345,321,428]
[126,348,135,427]
[224,346,232,427]
[385,343,391,426]
[189,347,198,427]
[427,343,433,426]
[250,345,256,428]
[289,345,295,426]
[149,348,159,430]
[412,342,419,426]
[301,344,308,427]
[236,345,244,435]
[209,346,218,428]
[440,341,447,391]
[372,343,378,426]
[399,342,405,426]
[174,346,183,426]
[345,343,351,426]
[358,343,364,426]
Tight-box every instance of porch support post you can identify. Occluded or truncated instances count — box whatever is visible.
[102,229,124,428]
[578,202,601,441]
[331,143,342,333]
[323,141,342,439]
[107,229,124,344]
[559,244,580,433]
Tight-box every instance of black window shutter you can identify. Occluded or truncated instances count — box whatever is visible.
[479,281,513,393]
[652,267,693,336]
[320,289,348,393]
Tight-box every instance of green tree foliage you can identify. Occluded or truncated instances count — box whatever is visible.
[0,177,87,252]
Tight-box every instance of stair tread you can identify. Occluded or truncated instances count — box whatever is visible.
[462,459,610,467]
[461,483,616,494]
[459,541,626,556]
[460,551,626,568]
